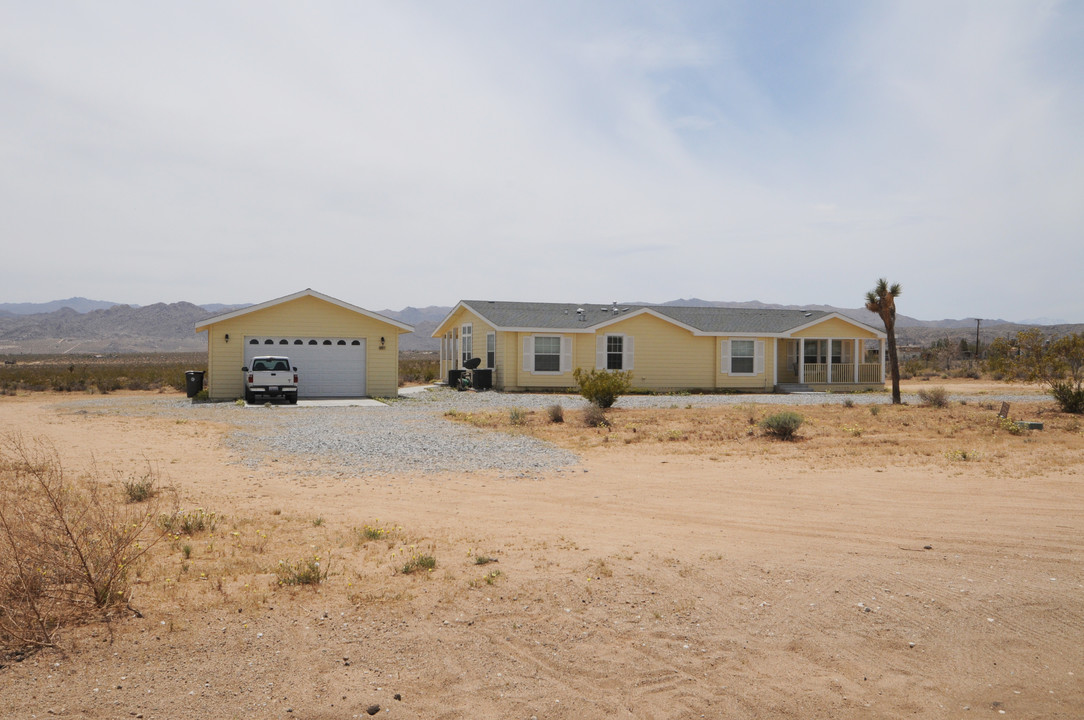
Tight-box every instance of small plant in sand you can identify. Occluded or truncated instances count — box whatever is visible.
[401,551,437,575]
[474,555,498,565]
[945,449,978,462]
[508,407,528,426]
[274,553,327,586]
[122,472,158,503]
[759,411,804,440]
[358,520,397,542]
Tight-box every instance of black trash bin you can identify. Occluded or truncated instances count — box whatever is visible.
[185,370,205,398]
[472,368,492,390]
[448,369,466,389]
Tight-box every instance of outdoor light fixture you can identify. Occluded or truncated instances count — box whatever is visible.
[380,336,386,349]
[225,333,230,343]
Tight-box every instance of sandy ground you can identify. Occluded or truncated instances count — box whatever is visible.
[1,385,1082,720]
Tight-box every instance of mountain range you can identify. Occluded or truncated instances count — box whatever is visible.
[0,298,1079,356]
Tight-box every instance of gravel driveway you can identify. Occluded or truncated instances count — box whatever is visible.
[57,387,1050,477]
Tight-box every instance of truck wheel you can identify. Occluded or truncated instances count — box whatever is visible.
[288,392,298,405]
[244,389,254,404]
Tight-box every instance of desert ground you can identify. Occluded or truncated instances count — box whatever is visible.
[1,380,1082,719]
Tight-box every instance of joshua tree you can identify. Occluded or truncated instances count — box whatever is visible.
[866,278,903,404]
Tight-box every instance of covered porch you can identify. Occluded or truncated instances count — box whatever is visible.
[776,338,884,391]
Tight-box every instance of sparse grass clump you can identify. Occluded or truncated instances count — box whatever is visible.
[509,407,528,426]
[160,508,218,535]
[759,411,804,441]
[474,555,498,565]
[917,386,950,408]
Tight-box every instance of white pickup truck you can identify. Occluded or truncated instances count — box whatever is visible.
[243,356,298,404]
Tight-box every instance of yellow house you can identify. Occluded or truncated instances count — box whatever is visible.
[196,289,413,400]
[433,301,887,393]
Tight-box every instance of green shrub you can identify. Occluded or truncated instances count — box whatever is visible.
[917,386,950,408]
[572,368,632,408]
[401,552,436,575]
[759,411,804,440]
[122,474,158,503]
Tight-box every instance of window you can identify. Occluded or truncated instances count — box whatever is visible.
[534,336,561,372]
[606,335,624,370]
[804,339,827,364]
[279,339,288,344]
[461,324,473,366]
[337,340,346,345]
[294,339,303,345]
[486,332,495,369]
[249,339,259,345]
[731,340,755,374]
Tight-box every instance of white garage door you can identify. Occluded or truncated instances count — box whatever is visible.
[245,337,366,398]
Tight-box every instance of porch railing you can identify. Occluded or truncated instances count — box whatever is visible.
[801,363,882,384]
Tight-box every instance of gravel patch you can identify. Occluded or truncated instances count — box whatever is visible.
[51,387,1051,477]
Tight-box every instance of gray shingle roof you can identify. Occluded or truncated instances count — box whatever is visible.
[458,300,838,335]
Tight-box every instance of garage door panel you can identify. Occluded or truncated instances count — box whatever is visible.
[245,337,366,398]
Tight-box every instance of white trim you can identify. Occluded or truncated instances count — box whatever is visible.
[785,312,886,339]
[720,339,730,375]
[196,288,413,332]
[524,334,568,375]
[726,338,759,376]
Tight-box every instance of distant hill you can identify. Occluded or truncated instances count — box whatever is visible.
[0,297,1079,356]
[0,297,126,315]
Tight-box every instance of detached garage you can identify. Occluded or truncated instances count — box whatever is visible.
[196,289,413,400]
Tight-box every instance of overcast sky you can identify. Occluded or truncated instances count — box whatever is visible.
[1,1,1081,322]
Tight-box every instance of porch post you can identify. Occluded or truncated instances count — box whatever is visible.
[799,338,805,384]
[880,338,886,383]
[854,338,860,383]
[772,339,778,387]
[827,340,833,384]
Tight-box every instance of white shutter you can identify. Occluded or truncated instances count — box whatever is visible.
[624,336,634,371]
[596,335,606,369]
[522,336,533,373]
[720,339,730,374]
[560,336,572,373]
[754,340,765,375]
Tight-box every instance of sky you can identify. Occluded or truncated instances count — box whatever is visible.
[1,1,1082,323]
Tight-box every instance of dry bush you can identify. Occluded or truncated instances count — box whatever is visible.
[0,435,168,652]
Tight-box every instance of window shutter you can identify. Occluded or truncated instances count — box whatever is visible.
[754,340,765,375]
[624,336,634,371]
[522,336,533,373]
[596,335,606,369]
[560,336,572,373]
[720,339,730,374]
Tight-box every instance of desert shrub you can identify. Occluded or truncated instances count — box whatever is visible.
[842,398,855,408]
[546,404,564,423]
[582,405,611,428]
[870,405,881,416]
[572,368,632,408]
[987,330,1084,414]
[0,435,167,651]
[508,407,528,425]
[759,411,804,440]
[917,386,950,408]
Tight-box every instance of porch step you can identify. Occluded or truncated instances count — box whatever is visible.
[774,383,823,394]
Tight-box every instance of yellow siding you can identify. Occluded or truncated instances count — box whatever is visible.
[204,295,404,399]
[792,317,879,339]
[598,315,717,390]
